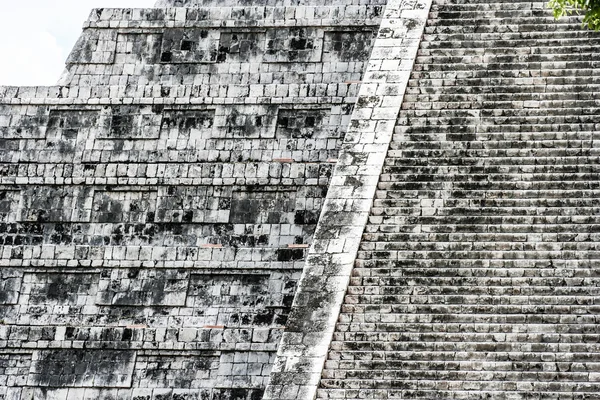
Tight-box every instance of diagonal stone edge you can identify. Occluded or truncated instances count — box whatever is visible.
[262,0,433,399]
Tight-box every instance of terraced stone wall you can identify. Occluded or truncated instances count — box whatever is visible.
[0,2,381,399]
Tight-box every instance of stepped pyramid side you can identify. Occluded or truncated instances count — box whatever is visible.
[316,0,600,399]
[0,1,383,399]
[1,0,600,399]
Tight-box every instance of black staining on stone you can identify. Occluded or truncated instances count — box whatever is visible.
[294,210,320,225]
[122,328,133,341]
[217,32,262,63]
[30,350,136,388]
[98,269,189,307]
[264,27,322,62]
[326,30,376,62]
[229,190,295,224]
[44,110,98,159]
[276,109,327,139]
[214,388,260,400]
[276,248,304,262]
[225,108,267,138]
[161,28,219,63]
[29,274,97,306]
[110,110,136,138]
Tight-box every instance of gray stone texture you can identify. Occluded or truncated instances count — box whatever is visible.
[2,0,600,399]
[0,1,380,399]
[316,0,600,399]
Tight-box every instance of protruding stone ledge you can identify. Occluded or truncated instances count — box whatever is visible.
[262,0,433,399]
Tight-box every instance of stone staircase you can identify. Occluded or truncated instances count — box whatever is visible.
[318,0,600,399]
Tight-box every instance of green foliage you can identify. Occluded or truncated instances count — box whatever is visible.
[548,0,600,30]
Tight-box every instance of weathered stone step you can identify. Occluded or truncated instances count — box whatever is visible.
[403,91,599,103]
[381,165,600,175]
[400,106,600,117]
[387,147,600,157]
[328,331,600,343]
[424,21,587,34]
[422,31,598,42]
[377,181,600,191]
[378,173,600,183]
[388,141,600,151]
[384,156,600,167]
[420,37,600,49]
[407,75,600,88]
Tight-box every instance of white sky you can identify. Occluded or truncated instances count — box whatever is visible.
[0,0,154,86]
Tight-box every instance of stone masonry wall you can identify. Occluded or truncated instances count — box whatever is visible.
[0,2,382,399]
[3,0,600,399]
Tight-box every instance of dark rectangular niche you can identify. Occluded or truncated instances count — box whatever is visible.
[161,28,220,63]
[276,108,329,139]
[323,30,376,62]
[43,110,99,160]
[160,109,215,145]
[92,191,158,224]
[20,187,93,223]
[96,269,190,307]
[229,190,296,224]
[27,350,136,388]
[217,31,265,63]
[97,106,162,140]
[264,28,323,63]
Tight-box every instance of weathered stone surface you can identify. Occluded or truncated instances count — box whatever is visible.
[3,0,600,399]
[0,1,379,399]
[316,0,600,399]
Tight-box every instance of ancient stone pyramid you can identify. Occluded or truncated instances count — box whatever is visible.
[1,0,600,399]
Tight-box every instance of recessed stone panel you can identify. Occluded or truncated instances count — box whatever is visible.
[323,30,376,62]
[92,191,157,224]
[96,269,190,306]
[221,106,278,139]
[264,28,323,63]
[135,354,219,388]
[217,31,265,63]
[160,109,215,147]
[188,274,269,309]
[20,187,94,223]
[229,190,295,224]
[23,273,98,306]
[0,106,47,139]
[28,350,136,388]
[276,108,330,139]
[37,110,100,162]
[97,106,162,140]
[160,29,220,63]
